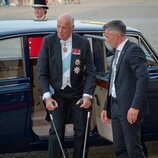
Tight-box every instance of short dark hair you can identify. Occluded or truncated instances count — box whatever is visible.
[103,20,126,36]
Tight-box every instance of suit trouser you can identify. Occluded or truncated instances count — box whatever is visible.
[111,99,145,158]
[48,91,88,158]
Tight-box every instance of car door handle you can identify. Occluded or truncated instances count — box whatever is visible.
[94,94,100,106]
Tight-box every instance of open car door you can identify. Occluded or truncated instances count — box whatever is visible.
[84,34,113,142]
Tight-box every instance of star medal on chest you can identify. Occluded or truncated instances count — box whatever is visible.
[75,59,81,66]
[74,66,80,74]
[63,42,68,53]
[73,59,81,74]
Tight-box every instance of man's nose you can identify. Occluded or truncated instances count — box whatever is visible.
[57,27,62,32]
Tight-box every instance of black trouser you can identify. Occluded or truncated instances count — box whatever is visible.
[48,87,88,158]
[110,98,145,158]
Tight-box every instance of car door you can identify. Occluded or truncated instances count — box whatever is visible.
[85,33,158,142]
[84,34,113,142]
[0,36,33,153]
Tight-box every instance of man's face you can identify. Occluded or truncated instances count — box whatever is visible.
[34,8,46,20]
[104,29,119,49]
[57,17,74,41]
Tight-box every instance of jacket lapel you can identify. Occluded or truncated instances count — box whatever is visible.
[71,34,81,75]
[53,35,62,77]
[116,40,130,75]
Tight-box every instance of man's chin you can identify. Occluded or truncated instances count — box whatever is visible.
[57,34,61,39]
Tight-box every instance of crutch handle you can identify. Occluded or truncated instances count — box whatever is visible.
[76,98,83,105]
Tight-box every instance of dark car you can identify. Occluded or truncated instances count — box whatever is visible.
[0,20,158,154]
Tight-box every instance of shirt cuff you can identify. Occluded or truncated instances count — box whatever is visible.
[83,93,92,99]
[42,92,51,100]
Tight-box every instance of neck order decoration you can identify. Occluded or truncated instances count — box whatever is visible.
[63,41,68,53]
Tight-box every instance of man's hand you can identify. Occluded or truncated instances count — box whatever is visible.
[101,110,110,124]
[45,97,58,111]
[76,96,91,109]
[127,107,139,124]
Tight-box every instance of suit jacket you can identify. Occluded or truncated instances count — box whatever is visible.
[37,32,96,98]
[104,40,149,120]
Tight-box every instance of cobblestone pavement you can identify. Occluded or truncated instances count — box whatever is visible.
[0,0,158,157]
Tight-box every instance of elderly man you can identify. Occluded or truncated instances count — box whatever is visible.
[32,0,48,20]
[37,13,96,158]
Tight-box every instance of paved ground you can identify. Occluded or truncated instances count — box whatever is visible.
[0,0,158,52]
[0,0,158,157]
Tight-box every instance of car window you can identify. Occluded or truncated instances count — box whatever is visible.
[0,37,24,79]
[92,38,106,73]
[128,35,157,66]
[84,36,107,75]
[139,38,157,67]
[104,41,114,72]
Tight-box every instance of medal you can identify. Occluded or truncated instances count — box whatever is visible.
[74,66,80,74]
[63,42,68,52]
[63,47,68,52]
[75,59,81,66]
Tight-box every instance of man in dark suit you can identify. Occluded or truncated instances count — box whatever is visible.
[37,13,96,158]
[101,20,149,158]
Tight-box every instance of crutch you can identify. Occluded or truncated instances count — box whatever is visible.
[49,103,66,158]
[76,99,91,158]
[82,110,91,158]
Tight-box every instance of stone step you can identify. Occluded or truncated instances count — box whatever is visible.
[32,110,74,137]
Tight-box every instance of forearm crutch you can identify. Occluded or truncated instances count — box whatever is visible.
[49,112,66,158]
[82,110,91,158]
